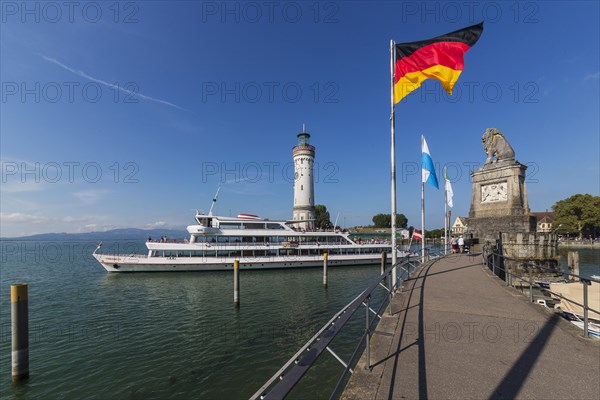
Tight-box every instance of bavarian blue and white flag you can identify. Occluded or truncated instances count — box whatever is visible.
[421,135,439,189]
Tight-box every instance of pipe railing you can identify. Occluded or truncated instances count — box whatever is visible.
[250,254,425,400]
[481,245,599,338]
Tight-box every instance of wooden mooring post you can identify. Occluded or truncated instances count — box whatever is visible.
[381,251,386,275]
[11,284,29,383]
[233,260,240,306]
[323,253,328,288]
[568,251,580,281]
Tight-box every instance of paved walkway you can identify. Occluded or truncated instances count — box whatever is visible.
[342,254,600,399]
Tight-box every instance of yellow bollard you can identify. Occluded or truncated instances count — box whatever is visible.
[233,260,240,306]
[323,253,328,288]
[11,284,29,383]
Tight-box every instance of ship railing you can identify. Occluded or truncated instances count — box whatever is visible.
[147,239,189,243]
[250,254,424,400]
[99,253,149,258]
[195,242,381,247]
[482,244,600,338]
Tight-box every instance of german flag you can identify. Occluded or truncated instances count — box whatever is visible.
[394,22,483,104]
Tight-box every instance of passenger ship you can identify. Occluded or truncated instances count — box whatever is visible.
[93,212,406,273]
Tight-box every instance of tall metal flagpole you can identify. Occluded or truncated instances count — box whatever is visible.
[390,40,397,289]
[444,166,448,255]
[421,180,425,263]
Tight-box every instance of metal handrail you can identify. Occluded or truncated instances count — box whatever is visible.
[250,255,423,400]
[482,247,599,338]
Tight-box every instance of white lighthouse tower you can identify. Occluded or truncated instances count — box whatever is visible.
[292,130,316,230]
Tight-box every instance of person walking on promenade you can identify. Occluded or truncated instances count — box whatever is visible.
[458,235,465,253]
[451,236,458,253]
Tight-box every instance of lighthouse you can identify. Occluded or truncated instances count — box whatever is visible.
[292,131,316,230]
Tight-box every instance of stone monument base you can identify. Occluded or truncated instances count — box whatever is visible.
[469,215,537,247]
[484,232,560,284]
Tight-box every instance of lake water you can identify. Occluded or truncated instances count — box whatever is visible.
[557,247,600,278]
[1,240,390,400]
[2,241,597,399]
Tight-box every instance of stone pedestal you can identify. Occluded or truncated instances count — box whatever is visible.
[468,160,536,245]
[469,128,559,281]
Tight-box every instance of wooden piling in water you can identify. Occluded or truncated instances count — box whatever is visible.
[568,251,580,281]
[233,260,240,306]
[323,253,328,288]
[11,284,29,383]
[381,251,387,275]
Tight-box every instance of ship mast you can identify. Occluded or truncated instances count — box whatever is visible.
[208,186,221,216]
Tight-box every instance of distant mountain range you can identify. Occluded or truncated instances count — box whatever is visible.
[1,228,188,241]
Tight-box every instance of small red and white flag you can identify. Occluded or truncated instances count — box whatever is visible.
[412,229,423,241]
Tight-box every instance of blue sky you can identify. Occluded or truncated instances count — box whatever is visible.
[1,1,599,237]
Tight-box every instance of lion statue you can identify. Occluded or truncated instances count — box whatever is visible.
[482,128,515,164]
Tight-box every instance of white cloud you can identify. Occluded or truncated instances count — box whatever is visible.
[40,55,188,111]
[72,189,109,204]
[584,71,600,81]
[145,220,168,229]
[0,212,48,224]
[81,223,120,232]
[0,181,45,193]
[61,216,93,223]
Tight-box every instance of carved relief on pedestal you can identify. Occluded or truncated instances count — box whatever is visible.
[480,182,508,204]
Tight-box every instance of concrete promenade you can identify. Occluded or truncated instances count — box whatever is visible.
[342,254,600,400]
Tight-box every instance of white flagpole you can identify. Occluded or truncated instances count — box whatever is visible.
[421,180,425,263]
[390,39,398,289]
[444,166,448,255]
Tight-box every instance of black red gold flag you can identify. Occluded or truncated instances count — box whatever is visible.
[394,22,483,103]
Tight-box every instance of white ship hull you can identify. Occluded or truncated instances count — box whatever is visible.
[93,251,408,273]
[93,211,408,273]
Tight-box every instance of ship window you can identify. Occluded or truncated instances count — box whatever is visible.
[244,223,264,229]
[220,223,242,229]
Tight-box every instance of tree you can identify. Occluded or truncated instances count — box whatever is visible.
[372,214,390,228]
[426,228,445,238]
[372,213,408,228]
[315,204,332,230]
[552,194,600,238]
[396,214,408,229]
